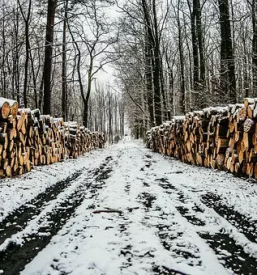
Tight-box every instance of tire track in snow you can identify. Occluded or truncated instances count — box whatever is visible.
[133,155,213,274]
[201,192,257,243]
[156,177,257,274]
[0,169,84,246]
[0,156,114,275]
[199,232,257,274]
[135,183,225,272]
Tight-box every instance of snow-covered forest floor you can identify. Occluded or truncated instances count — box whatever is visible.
[0,140,257,275]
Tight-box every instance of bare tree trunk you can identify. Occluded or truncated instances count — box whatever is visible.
[17,0,32,107]
[141,0,162,125]
[196,0,206,107]
[152,0,162,125]
[84,56,94,127]
[188,0,199,92]
[68,21,87,127]
[108,91,113,143]
[29,48,38,108]
[144,31,154,126]
[252,0,257,96]
[62,0,68,120]
[218,0,236,103]
[159,56,167,120]
[164,50,174,115]
[119,101,124,137]
[11,6,21,102]
[187,0,205,109]
[178,0,186,113]
[43,0,58,115]
[1,6,7,98]
[242,33,249,99]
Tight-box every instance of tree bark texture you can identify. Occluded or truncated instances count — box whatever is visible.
[252,0,257,96]
[62,0,68,121]
[141,0,162,126]
[218,0,236,103]
[43,0,58,115]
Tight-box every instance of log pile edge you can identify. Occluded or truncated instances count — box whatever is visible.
[0,97,105,178]
[146,98,257,179]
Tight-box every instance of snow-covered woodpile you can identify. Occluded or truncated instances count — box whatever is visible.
[146,98,257,179]
[0,97,105,178]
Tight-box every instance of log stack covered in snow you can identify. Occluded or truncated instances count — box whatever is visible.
[146,98,257,179]
[0,97,105,178]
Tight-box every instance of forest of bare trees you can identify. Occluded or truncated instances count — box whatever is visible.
[0,0,123,142]
[116,0,257,137]
[0,0,256,139]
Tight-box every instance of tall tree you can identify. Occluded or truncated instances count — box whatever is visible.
[196,0,205,89]
[43,0,58,115]
[177,0,186,113]
[218,0,236,103]
[252,0,257,96]
[144,25,154,126]
[62,0,68,120]
[17,0,32,108]
[187,0,206,108]
[69,0,117,127]
[187,0,199,93]
[141,0,162,125]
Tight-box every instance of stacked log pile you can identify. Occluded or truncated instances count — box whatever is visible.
[0,97,105,178]
[146,98,257,179]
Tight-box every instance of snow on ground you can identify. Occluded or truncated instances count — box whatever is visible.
[0,147,113,223]
[1,140,257,274]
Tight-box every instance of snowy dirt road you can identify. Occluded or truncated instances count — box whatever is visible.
[1,141,257,275]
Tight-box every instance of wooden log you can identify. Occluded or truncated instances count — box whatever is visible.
[216,153,225,169]
[18,166,24,175]
[226,157,233,171]
[238,148,244,164]
[7,128,16,140]
[0,122,7,133]
[248,104,254,118]
[21,121,26,135]
[6,165,12,177]
[244,118,254,133]
[229,120,235,133]
[210,156,216,169]
[254,163,257,179]
[228,136,235,149]
[234,131,241,142]
[0,133,8,150]
[0,144,3,155]
[0,169,5,178]
[25,159,31,172]
[246,163,254,177]
[216,138,229,154]
[244,98,255,107]
[8,139,14,152]
[7,99,18,118]
[19,132,26,147]
[0,98,10,119]
[237,106,247,122]
[234,162,241,175]
[2,149,7,159]
[242,132,249,151]
[17,114,25,131]
[249,148,257,162]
